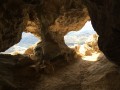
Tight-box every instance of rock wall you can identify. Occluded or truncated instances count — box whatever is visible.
[83,0,120,65]
[82,53,120,90]
[0,0,24,52]
[0,1,120,89]
[0,0,89,61]
[79,34,99,56]
[34,0,89,61]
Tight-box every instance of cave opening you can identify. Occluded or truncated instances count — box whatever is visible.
[64,21,96,47]
[2,32,39,54]
[64,21,100,61]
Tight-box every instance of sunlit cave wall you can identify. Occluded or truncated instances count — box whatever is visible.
[64,21,96,47]
[1,21,97,55]
[1,21,96,55]
[64,21,100,61]
[1,32,39,54]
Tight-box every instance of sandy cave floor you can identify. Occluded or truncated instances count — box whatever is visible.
[35,59,93,90]
[4,53,120,90]
[20,54,100,90]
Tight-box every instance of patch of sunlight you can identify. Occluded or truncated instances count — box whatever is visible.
[82,53,101,61]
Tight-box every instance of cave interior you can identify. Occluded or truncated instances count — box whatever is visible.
[0,0,120,90]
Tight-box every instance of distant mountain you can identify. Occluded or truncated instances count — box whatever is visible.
[3,21,96,54]
[64,21,96,46]
[3,33,39,54]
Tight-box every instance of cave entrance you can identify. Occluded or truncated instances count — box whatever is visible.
[64,21,100,61]
[64,21,96,47]
[2,32,39,54]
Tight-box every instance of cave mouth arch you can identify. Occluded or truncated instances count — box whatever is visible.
[64,21,100,61]
[2,32,39,54]
[64,21,96,47]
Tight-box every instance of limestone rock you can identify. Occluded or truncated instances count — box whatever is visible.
[0,0,24,52]
[82,54,120,90]
[0,0,89,62]
[83,0,120,65]
[1,0,120,89]
[79,34,99,56]
[24,46,34,55]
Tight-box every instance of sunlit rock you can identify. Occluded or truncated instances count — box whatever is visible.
[0,0,89,63]
[24,46,34,55]
[82,54,120,90]
[79,34,99,56]
[0,0,120,89]
[83,0,120,65]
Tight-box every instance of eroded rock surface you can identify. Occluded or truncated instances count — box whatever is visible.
[0,35,120,90]
[79,34,99,56]
[83,0,120,65]
[0,0,89,61]
[0,0,24,51]
[82,54,120,90]
[0,54,37,90]
[0,0,120,90]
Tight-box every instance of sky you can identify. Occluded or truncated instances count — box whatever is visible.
[64,21,96,45]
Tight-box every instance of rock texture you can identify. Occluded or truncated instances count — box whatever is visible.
[0,0,24,51]
[0,54,37,90]
[1,0,120,65]
[0,0,89,62]
[83,0,120,65]
[35,0,89,61]
[82,53,120,90]
[0,1,89,88]
[79,34,99,56]
[1,47,120,90]
[0,0,120,90]
[35,53,120,90]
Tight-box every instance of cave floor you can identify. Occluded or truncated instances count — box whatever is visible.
[35,58,94,90]
[1,53,120,90]
[15,54,97,90]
